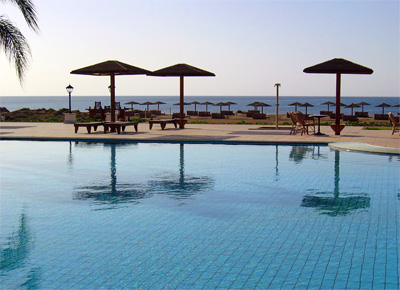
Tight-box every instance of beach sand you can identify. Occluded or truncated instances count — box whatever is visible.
[0,108,392,125]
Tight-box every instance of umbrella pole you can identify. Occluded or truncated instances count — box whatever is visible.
[179,76,184,129]
[335,73,341,135]
[110,73,116,122]
[275,83,280,129]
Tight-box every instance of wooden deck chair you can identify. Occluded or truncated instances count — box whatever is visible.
[294,111,315,135]
[388,112,399,135]
[289,112,301,134]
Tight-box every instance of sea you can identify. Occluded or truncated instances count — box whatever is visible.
[0,96,399,116]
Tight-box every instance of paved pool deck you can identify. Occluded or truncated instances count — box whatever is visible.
[0,122,399,154]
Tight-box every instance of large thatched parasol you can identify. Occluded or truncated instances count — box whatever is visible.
[299,102,314,115]
[304,58,373,135]
[124,101,140,111]
[321,101,335,112]
[375,103,391,114]
[148,64,215,128]
[289,102,302,112]
[201,101,214,112]
[71,60,150,122]
[153,101,166,111]
[356,101,370,113]
[345,103,361,115]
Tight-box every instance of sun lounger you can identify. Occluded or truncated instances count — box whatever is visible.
[374,114,389,120]
[343,115,359,122]
[103,122,138,134]
[252,113,269,119]
[149,119,178,130]
[198,111,211,117]
[74,122,104,134]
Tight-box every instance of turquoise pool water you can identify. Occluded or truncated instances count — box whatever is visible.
[1,141,399,289]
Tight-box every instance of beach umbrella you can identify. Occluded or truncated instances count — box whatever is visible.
[225,101,237,111]
[299,102,314,115]
[189,101,201,111]
[140,101,155,111]
[321,101,335,111]
[356,101,370,113]
[345,103,361,115]
[71,60,150,122]
[304,58,373,135]
[258,102,271,114]
[153,101,166,111]
[289,102,302,112]
[201,101,214,112]
[248,101,261,110]
[148,63,215,128]
[213,102,226,113]
[392,104,400,107]
[375,103,391,114]
[124,101,140,111]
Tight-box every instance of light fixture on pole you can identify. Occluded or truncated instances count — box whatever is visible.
[274,83,281,129]
[66,84,74,113]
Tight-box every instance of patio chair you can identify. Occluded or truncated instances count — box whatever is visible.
[294,111,315,135]
[289,112,299,134]
[388,112,399,135]
[94,102,105,120]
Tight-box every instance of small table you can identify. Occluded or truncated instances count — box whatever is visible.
[310,114,328,135]
[103,122,138,134]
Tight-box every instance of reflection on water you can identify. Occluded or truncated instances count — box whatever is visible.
[0,211,42,289]
[301,150,371,216]
[147,144,214,199]
[73,143,214,207]
[289,145,328,164]
[1,212,31,271]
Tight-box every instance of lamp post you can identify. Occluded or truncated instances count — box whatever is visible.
[274,83,281,129]
[66,84,74,113]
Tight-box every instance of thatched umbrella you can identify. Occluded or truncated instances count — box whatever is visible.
[153,101,166,111]
[140,101,155,111]
[201,101,214,112]
[213,102,226,113]
[258,102,271,113]
[149,64,215,128]
[124,101,140,111]
[248,101,261,110]
[225,101,237,111]
[345,103,361,115]
[321,101,335,111]
[356,101,370,113]
[71,60,150,122]
[375,103,391,114]
[299,102,314,115]
[289,102,302,112]
[304,58,373,135]
[190,101,201,111]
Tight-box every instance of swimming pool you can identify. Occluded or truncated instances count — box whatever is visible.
[1,141,399,289]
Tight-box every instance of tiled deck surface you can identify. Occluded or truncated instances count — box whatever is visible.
[0,122,399,153]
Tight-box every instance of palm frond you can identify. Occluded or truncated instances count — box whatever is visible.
[1,0,39,32]
[0,16,31,81]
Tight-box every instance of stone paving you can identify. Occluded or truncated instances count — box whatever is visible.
[0,122,399,153]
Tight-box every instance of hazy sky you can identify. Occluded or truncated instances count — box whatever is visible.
[1,0,399,97]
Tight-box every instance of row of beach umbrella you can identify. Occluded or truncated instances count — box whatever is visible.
[289,101,400,115]
[126,100,399,115]
[124,100,239,113]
